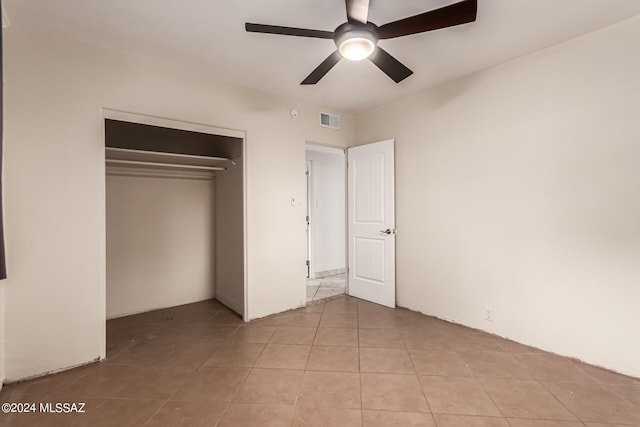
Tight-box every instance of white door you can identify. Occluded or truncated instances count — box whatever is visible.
[347,140,395,308]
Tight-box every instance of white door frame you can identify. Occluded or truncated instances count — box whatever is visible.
[101,108,248,359]
[306,160,313,279]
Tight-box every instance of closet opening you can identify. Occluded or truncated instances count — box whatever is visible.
[305,143,347,302]
[104,114,246,353]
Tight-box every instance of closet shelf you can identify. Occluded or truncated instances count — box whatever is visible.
[105,147,229,171]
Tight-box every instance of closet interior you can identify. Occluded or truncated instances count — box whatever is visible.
[105,119,244,322]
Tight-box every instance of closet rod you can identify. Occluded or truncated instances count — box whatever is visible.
[106,159,225,171]
[105,147,230,162]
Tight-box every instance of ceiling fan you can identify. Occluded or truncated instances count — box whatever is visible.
[245,0,478,85]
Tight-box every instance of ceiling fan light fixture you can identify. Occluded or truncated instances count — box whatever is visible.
[335,29,377,61]
[339,37,375,61]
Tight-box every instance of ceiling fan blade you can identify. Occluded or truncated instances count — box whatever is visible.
[378,0,477,39]
[245,23,334,39]
[301,51,343,85]
[345,0,370,24]
[368,46,413,83]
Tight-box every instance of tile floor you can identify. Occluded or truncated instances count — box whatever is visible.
[1,295,639,426]
[307,273,346,301]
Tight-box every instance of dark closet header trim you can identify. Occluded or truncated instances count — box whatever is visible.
[105,119,243,159]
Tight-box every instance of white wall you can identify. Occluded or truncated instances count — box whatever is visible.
[106,170,215,318]
[356,16,640,377]
[215,163,244,314]
[3,26,353,381]
[306,149,346,276]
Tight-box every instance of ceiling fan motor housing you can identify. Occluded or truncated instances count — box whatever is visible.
[334,22,379,60]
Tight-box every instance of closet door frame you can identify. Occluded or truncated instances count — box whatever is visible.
[100,108,247,360]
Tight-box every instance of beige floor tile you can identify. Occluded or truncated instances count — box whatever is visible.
[495,338,543,354]
[75,398,164,427]
[162,323,238,342]
[266,313,322,328]
[292,407,362,427]
[445,334,505,352]
[307,285,320,298]
[54,365,141,399]
[217,404,294,427]
[145,401,228,426]
[360,347,415,374]
[359,328,406,348]
[113,365,193,400]
[170,366,249,403]
[358,300,398,318]
[481,378,576,420]
[583,423,635,427]
[576,363,640,386]
[300,302,325,313]
[320,313,358,328]
[432,414,510,427]
[163,342,217,369]
[203,342,265,367]
[108,338,213,367]
[270,327,317,345]
[0,366,88,400]
[0,399,102,427]
[361,373,429,412]
[254,344,311,370]
[306,346,359,372]
[323,299,358,314]
[229,326,277,343]
[314,328,358,347]
[459,351,532,379]
[313,288,346,300]
[362,410,436,426]
[233,368,304,405]
[297,371,361,409]
[513,353,595,383]
[402,330,452,351]
[358,314,401,329]
[507,420,585,427]
[409,349,473,377]
[420,376,501,416]
[607,384,640,406]
[543,381,640,425]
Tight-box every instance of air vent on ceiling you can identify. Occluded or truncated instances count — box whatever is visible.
[319,112,340,130]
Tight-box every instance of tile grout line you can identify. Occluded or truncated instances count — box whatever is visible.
[537,379,590,424]
[463,347,510,425]
[403,320,435,420]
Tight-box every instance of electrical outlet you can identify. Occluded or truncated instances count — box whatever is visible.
[484,306,494,321]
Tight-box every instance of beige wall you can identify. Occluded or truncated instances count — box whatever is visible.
[3,27,353,381]
[356,16,640,377]
[215,163,244,314]
[106,170,216,319]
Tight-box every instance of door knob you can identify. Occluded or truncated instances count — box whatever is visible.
[380,228,392,235]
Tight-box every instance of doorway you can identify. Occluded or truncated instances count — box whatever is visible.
[305,143,347,301]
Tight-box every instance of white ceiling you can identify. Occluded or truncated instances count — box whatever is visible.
[5,0,640,113]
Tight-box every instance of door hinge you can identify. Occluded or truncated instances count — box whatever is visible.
[306,260,310,266]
